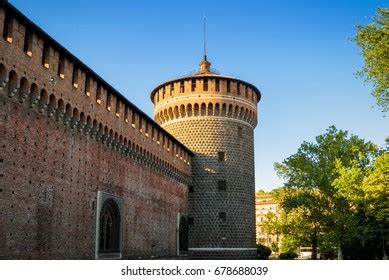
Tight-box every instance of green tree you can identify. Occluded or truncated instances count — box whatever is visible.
[355,7,389,112]
[332,152,389,259]
[264,188,325,259]
[363,152,389,224]
[274,126,379,259]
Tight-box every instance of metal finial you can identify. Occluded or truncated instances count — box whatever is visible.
[203,14,206,59]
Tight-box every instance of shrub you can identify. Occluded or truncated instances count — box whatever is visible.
[257,244,272,259]
[279,251,298,260]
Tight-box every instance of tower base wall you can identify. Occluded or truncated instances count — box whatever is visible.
[188,249,257,260]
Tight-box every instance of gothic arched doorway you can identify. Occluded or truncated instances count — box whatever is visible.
[98,199,121,254]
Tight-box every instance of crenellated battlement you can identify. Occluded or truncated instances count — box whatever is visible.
[0,1,192,180]
[151,74,260,128]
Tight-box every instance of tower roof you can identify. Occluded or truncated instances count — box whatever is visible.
[150,57,262,103]
[199,55,211,74]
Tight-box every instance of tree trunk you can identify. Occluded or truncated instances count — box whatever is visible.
[311,230,318,260]
[337,242,343,260]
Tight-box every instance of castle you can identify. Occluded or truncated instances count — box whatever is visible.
[0,0,261,259]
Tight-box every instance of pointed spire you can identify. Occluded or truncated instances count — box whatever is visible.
[199,14,211,74]
[203,14,207,58]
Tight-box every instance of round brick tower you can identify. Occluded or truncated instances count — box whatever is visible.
[150,56,261,259]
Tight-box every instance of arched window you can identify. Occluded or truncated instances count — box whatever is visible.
[98,199,121,253]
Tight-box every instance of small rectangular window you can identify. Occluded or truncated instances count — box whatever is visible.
[188,217,194,225]
[188,185,194,193]
[215,79,220,92]
[226,80,230,92]
[162,87,166,99]
[180,81,184,93]
[170,83,174,95]
[238,126,243,138]
[203,78,208,91]
[236,82,240,95]
[218,180,227,191]
[191,79,196,91]
[218,151,225,162]
[219,212,227,222]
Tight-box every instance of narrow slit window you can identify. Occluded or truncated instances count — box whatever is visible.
[96,85,102,104]
[58,54,65,79]
[236,82,240,95]
[72,66,79,88]
[226,80,230,93]
[180,81,184,93]
[215,79,220,92]
[124,106,129,123]
[3,12,13,43]
[115,99,120,118]
[145,122,149,136]
[106,92,111,111]
[170,83,174,95]
[23,29,33,56]
[238,126,243,138]
[162,87,166,99]
[218,151,225,162]
[42,43,50,68]
[139,117,142,132]
[203,78,208,91]
[84,77,91,96]
[191,79,196,91]
[131,111,136,128]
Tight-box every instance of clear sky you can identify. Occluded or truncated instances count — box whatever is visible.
[10,0,389,191]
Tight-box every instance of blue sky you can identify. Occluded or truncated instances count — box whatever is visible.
[11,0,388,191]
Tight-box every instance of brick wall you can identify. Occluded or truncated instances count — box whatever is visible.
[0,1,190,259]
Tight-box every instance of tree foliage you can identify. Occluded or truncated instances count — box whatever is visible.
[362,152,389,223]
[273,126,387,259]
[355,7,389,112]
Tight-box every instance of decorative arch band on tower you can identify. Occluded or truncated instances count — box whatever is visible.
[151,73,261,128]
